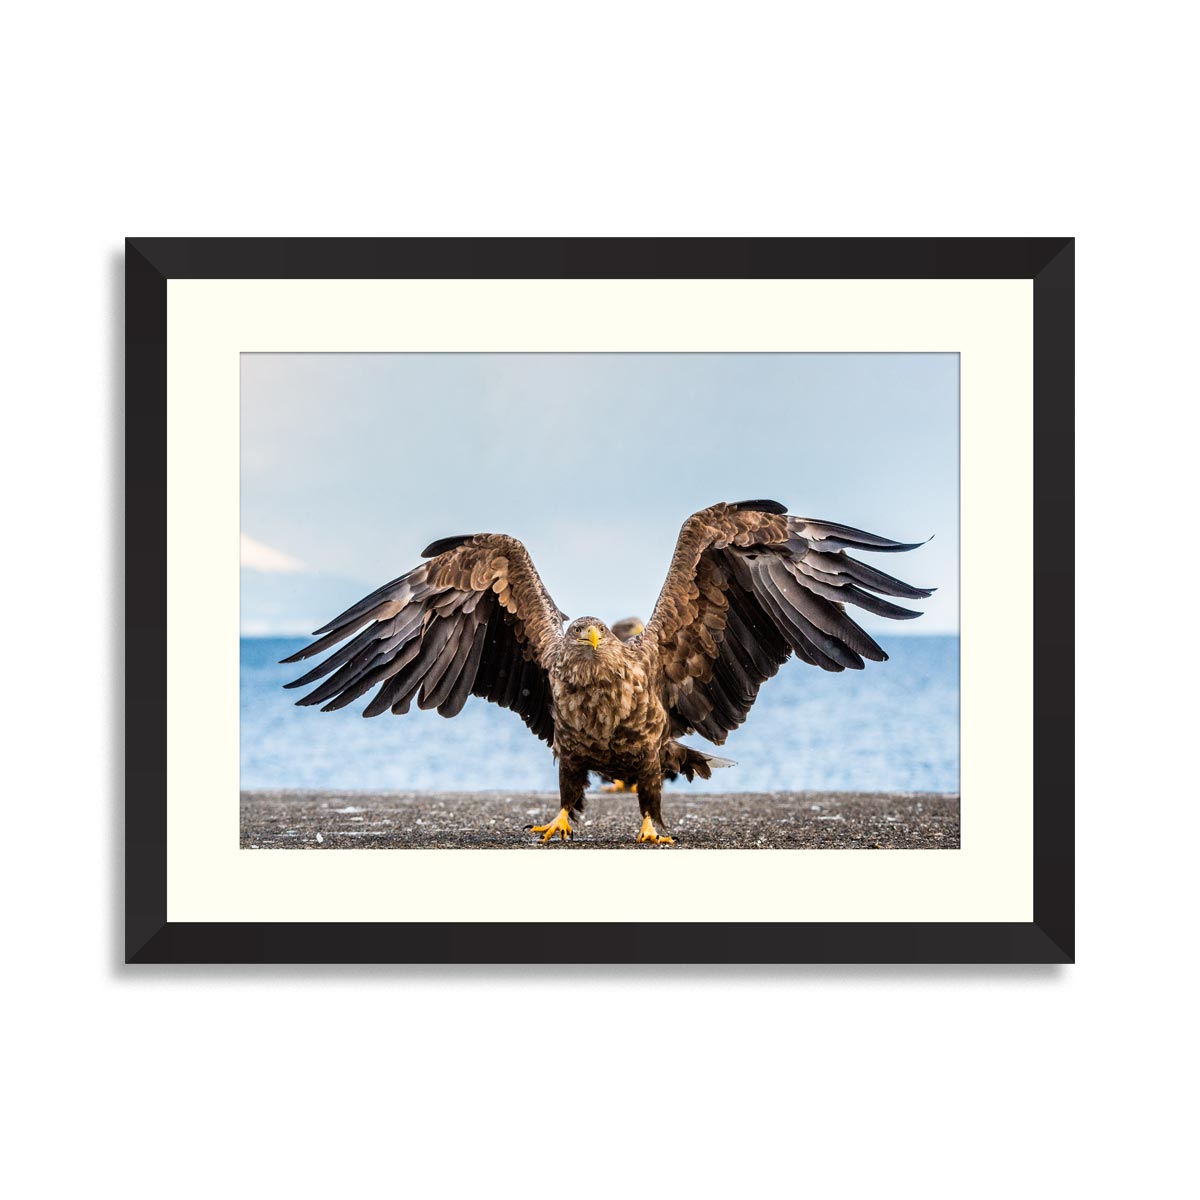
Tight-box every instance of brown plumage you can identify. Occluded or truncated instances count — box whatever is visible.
[282,500,932,844]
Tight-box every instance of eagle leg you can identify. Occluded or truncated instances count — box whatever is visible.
[636,811,674,845]
[527,762,587,845]
[634,775,674,844]
[601,779,637,794]
[528,808,573,844]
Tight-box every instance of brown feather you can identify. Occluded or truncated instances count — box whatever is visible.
[286,534,562,743]
[645,501,928,744]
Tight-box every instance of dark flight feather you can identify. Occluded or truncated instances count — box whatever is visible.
[285,534,563,743]
[421,535,474,558]
[646,501,932,745]
[730,498,787,514]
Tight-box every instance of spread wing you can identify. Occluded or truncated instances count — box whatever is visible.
[644,500,933,745]
[281,534,564,743]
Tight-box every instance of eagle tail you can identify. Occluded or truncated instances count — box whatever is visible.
[668,743,737,782]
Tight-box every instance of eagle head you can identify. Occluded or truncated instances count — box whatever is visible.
[563,617,621,665]
[611,616,646,643]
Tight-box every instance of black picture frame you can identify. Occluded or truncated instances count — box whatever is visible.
[125,237,1074,965]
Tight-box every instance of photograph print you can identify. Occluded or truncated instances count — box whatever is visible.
[241,351,959,850]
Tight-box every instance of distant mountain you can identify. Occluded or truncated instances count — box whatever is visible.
[241,569,374,638]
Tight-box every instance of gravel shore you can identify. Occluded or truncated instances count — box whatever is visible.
[241,790,959,849]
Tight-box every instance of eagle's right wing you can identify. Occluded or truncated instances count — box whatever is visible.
[281,534,564,743]
[644,500,933,745]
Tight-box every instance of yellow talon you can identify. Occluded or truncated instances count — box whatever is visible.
[601,779,637,794]
[636,812,675,845]
[529,807,573,844]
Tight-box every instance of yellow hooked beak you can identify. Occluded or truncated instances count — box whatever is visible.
[632,623,644,636]
[579,625,602,649]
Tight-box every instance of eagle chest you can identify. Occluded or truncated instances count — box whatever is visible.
[551,664,658,758]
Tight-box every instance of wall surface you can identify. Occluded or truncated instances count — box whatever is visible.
[2,4,1190,1198]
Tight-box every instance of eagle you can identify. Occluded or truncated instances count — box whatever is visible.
[611,616,646,643]
[282,500,931,845]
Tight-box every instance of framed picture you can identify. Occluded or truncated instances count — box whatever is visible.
[126,237,1073,964]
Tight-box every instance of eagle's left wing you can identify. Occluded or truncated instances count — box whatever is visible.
[643,500,933,745]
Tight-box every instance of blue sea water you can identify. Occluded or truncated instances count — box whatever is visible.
[241,635,959,793]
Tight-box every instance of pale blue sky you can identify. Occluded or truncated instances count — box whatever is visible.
[241,353,958,636]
